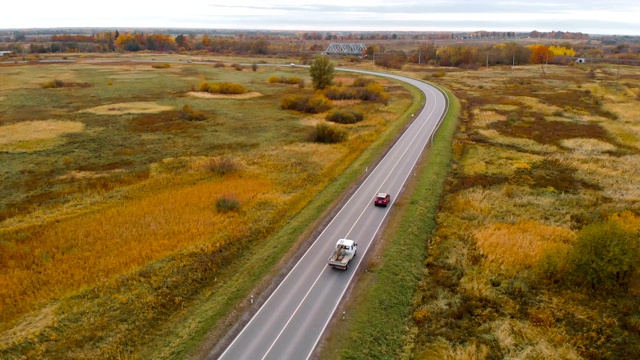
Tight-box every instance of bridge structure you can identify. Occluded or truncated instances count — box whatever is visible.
[324,43,367,56]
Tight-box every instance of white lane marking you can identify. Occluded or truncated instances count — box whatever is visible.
[260,267,328,360]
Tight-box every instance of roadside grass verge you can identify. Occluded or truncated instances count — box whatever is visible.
[318,86,459,359]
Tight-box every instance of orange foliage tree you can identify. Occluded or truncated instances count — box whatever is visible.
[528,44,555,64]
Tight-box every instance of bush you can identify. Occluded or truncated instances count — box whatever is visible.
[280,94,332,113]
[324,86,358,100]
[218,82,247,94]
[280,95,307,112]
[41,79,65,88]
[151,63,170,69]
[308,123,348,143]
[305,95,333,113]
[198,81,247,94]
[360,83,389,104]
[231,63,243,71]
[204,156,239,175]
[213,62,225,68]
[569,215,640,290]
[326,109,364,124]
[179,104,207,121]
[351,77,374,87]
[268,76,303,86]
[216,195,240,213]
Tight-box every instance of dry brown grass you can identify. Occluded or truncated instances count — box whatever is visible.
[0,304,57,350]
[0,120,85,152]
[475,220,575,276]
[407,63,640,359]
[187,91,263,99]
[80,102,174,115]
[0,175,272,327]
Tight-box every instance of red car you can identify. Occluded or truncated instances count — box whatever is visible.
[374,193,391,207]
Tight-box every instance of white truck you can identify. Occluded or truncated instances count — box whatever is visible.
[327,239,357,270]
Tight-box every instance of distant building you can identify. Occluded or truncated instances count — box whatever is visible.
[576,58,586,63]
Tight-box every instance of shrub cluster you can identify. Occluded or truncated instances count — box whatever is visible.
[326,109,364,124]
[213,62,225,68]
[41,79,65,88]
[268,76,304,87]
[204,156,239,175]
[231,63,243,71]
[216,195,241,213]
[374,52,407,69]
[199,81,247,94]
[280,94,332,114]
[178,104,207,121]
[323,79,389,104]
[151,63,171,69]
[308,123,348,143]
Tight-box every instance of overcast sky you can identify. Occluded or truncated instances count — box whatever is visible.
[2,0,639,36]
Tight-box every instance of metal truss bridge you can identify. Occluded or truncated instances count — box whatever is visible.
[324,43,367,56]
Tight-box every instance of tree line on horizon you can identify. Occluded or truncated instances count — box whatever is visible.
[1,30,638,68]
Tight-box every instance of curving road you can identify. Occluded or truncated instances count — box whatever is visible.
[212,69,448,360]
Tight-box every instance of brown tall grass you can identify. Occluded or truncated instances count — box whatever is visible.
[0,175,271,325]
[475,220,575,275]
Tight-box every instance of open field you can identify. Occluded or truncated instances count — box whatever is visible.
[320,61,640,359]
[0,55,418,358]
[4,51,640,360]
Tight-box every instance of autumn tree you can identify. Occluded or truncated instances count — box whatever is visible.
[437,45,481,67]
[309,55,335,90]
[549,45,576,56]
[529,44,555,64]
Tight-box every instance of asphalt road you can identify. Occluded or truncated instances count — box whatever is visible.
[212,69,448,360]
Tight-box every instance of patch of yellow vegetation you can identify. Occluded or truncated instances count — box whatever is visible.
[0,175,273,325]
[489,318,581,359]
[475,220,575,275]
[0,120,85,153]
[473,109,505,127]
[187,91,262,99]
[480,104,519,112]
[557,152,640,204]
[81,102,173,115]
[477,129,559,153]
[560,138,617,155]
[460,145,544,177]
